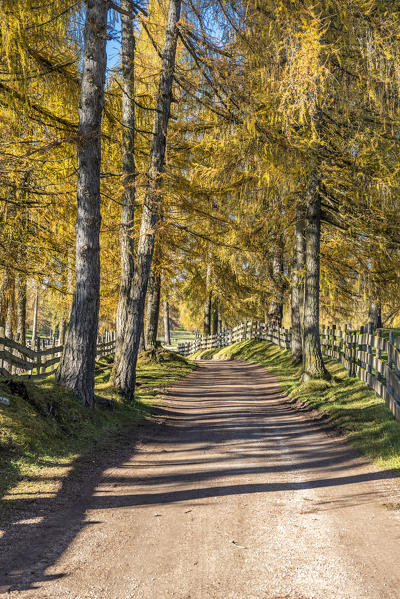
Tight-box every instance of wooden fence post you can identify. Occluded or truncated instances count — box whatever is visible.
[395,336,400,380]
[337,325,343,364]
[389,332,395,370]
[349,326,355,377]
[377,329,383,382]
[367,322,373,378]
[359,325,365,371]
[41,338,46,375]
[388,331,395,399]
[344,324,348,374]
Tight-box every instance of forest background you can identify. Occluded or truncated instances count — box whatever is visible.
[1,0,400,403]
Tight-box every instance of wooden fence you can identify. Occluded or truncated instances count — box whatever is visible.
[0,331,115,380]
[4,318,400,426]
[178,321,400,424]
[177,321,290,356]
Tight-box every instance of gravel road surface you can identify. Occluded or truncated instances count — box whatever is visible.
[2,360,400,598]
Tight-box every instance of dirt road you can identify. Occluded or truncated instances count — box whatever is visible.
[2,360,400,599]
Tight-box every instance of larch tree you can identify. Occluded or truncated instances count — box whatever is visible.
[4,0,400,400]
[114,0,182,399]
[57,0,108,405]
[113,0,136,375]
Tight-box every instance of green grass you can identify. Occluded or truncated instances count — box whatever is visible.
[161,329,195,347]
[0,349,195,518]
[191,339,400,473]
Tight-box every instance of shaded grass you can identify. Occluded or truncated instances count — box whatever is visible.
[0,350,195,517]
[191,339,400,473]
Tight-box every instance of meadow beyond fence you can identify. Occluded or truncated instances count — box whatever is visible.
[178,321,400,425]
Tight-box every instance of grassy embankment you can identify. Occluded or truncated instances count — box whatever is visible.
[0,350,195,517]
[191,339,400,473]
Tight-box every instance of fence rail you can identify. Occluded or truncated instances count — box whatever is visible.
[0,331,116,380]
[178,321,400,425]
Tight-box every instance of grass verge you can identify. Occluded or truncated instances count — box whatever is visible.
[0,349,195,518]
[191,339,400,473]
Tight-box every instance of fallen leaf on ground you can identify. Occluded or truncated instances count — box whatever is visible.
[231,540,247,549]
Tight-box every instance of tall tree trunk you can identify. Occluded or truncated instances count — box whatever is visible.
[268,240,285,327]
[302,175,330,380]
[291,209,305,363]
[212,299,219,334]
[16,174,28,346]
[16,273,27,345]
[0,269,12,329]
[0,278,7,329]
[163,300,171,345]
[204,262,212,335]
[114,0,181,399]
[31,281,39,348]
[57,0,107,405]
[145,270,161,351]
[113,0,136,376]
[5,277,14,338]
[204,292,212,335]
[368,300,382,330]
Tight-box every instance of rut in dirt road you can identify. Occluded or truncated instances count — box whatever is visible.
[2,360,400,599]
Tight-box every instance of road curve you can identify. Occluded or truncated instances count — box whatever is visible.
[2,359,400,598]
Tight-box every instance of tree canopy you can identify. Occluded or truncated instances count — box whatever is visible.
[2,0,400,398]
